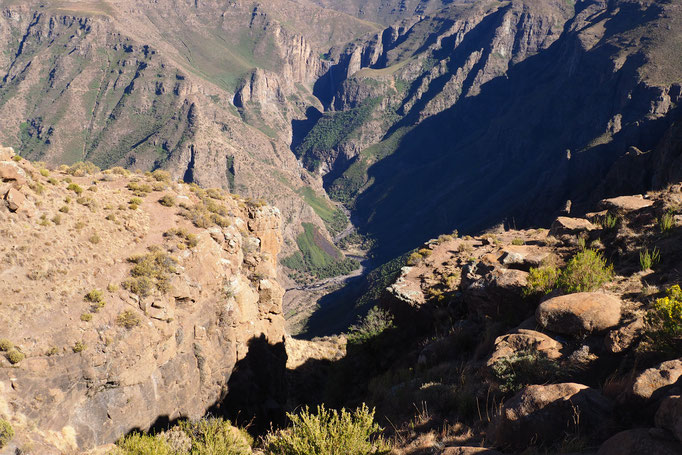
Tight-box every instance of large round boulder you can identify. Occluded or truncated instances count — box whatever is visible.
[656,395,682,442]
[490,383,612,449]
[597,428,682,455]
[536,293,621,336]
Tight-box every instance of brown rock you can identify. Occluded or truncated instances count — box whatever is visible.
[464,266,529,319]
[549,216,597,237]
[656,395,682,441]
[0,146,14,161]
[4,187,26,212]
[536,293,621,335]
[597,428,682,455]
[487,329,563,366]
[600,195,654,212]
[605,318,645,353]
[632,359,682,400]
[0,162,27,186]
[491,383,612,449]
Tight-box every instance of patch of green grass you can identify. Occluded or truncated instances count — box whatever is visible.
[0,419,13,449]
[347,307,395,345]
[297,187,348,236]
[491,350,562,394]
[640,247,661,271]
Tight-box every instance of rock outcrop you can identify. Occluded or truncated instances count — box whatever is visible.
[0,153,287,453]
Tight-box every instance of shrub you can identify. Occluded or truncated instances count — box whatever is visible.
[52,214,62,225]
[59,205,69,213]
[72,341,87,353]
[67,183,83,195]
[89,233,101,244]
[491,350,561,393]
[6,349,24,364]
[660,212,675,233]
[158,194,175,207]
[558,249,613,293]
[122,250,176,297]
[640,247,661,271]
[151,169,172,182]
[116,310,141,329]
[178,418,252,454]
[511,238,525,246]
[406,251,422,266]
[0,339,12,351]
[11,155,21,162]
[39,168,49,177]
[0,419,13,449]
[524,265,560,296]
[646,285,682,339]
[67,161,99,176]
[347,307,395,345]
[599,213,619,229]
[111,166,130,176]
[129,197,143,206]
[264,404,389,455]
[127,181,153,194]
[116,432,172,455]
[85,289,104,303]
[81,313,93,322]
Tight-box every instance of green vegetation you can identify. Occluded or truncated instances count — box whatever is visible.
[72,341,87,353]
[264,404,389,455]
[660,211,675,233]
[80,313,93,322]
[491,350,561,393]
[511,238,525,246]
[525,249,613,295]
[115,418,252,455]
[122,249,177,297]
[296,187,348,236]
[295,98,381,173]
[558,249,613,293]
[0,419,13,449]
[0,339,13,351]
[159,194,176,207]
[85,289,104,303]
[646,285,682,342]
[67,161,99,176]
[6,349,24,364]
[151,169,171,182]
[640,247,661,271]
[347,307,395,345]
[116,310,141,329]
[282,223,359,281]
[165,228,199,248]
[67,183,83,195]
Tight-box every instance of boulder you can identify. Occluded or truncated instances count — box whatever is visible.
[656,395,682,441]
[490,383,612,449]
[487,329,563,366]
[500,245,552,270]
[600,195,653,212]
[0,146,14,161]
[549,217,597,237]
[4,187,26,212]
[536,293,621,336]
[0,162,26,186]
[597,429,682,455]
[632,359,682,400]
[463,265,529,319]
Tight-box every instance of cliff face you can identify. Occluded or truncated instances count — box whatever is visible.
[0,147,286,453]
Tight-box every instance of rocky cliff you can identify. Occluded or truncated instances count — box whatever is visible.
[0,146,287,453]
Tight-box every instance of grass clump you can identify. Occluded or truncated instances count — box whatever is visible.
[85,289,104,303]
[89,233,101,244]
[159,194,176,207]
[0,339,13,351]
[122,249,177,297]
[511,238,525,246]
[127,181,153,196]
[659,212,675,233]
[491,350,561,394]
[67,161,99,176]
[558,249,613,293]
[6,349,24,364]
[67,183,83,195]
[406,251,423,266]
[116,310,141,329]
[151,169,172,182]
[640,247,661,271]
[347,307,395,345]
[264,404,389,455]
[72,341,87,353]
[0,419,14,449]
[165,228,199,248]
[524,265,561,296]
[115,433,171,455]
[80,313,93,322]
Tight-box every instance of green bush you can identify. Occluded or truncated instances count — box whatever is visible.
[67,161,100,176]
[0,419,14,449]
[122,250,176,297]
[72,341,87,353]
[151,169,172,183]
[116,432,172,455]
[646,285,682,339]
[557,249,613,293]
[347,307,395,345]
[264,404,389,455]
[116,310,141,329]
[491,350,561,393]
[511,238,525,246]
[524,265,560,296]
[85,289,104,303]
[0,339,13,351]
[67,183,83,195]
[159,194,176,207]
[6,349,24,364]
[640,247,661,271]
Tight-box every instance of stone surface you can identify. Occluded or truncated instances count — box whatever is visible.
[536,293,622,335]
[491,383,612,449]
[632,359,682,400]
[487,329,563,366]
[4,187,25,212]
[605,318,645,354]
[597,428,682,455]
[442,447,503,455]
[656,395,682,442]
[600,195,654,212]
[549,217,597,237]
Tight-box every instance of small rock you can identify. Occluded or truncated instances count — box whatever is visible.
[536,292,621,336]
[656,395,682,442]
[597,428,682,455]
[605,318,645,353]
[5,187,26,212]
[632,359,682,400]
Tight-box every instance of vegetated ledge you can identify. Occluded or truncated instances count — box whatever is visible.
[0,146,288,452]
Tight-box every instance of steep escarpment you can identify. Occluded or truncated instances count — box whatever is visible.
[0,147,287,453]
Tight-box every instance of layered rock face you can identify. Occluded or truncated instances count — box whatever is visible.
[0,148,287,453]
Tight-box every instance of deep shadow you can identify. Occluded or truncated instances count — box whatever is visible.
[290,106,323,153]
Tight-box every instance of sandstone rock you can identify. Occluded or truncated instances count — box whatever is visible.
[597,428,682,455]
[0,146,15,161]
[549,217,597,237]
[491,383,612,449]
[442,447,503,455]
[4,187,26,212]
[500,245,551,269]
[487,329,563,367]
[536,293,621,336]
[605,317,645,353]
[464,266,529,319]
[656,395,682,441]
[600,195,653,212]
[0,162,26,186]
[632,359,682,400]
